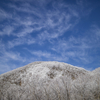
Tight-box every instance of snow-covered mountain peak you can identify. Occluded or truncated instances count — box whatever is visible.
[0,61,100,100]
[0,61,88,82]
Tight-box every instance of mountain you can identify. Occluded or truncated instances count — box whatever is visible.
[0,61,100,100]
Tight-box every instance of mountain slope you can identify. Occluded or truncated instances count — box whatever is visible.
[0,61,100,100]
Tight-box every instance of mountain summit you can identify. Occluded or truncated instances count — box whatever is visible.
[0,61,100,100]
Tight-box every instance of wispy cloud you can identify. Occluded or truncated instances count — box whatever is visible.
[0,9,12,21]
[7,36,36,48]
[5,1,78,47]
[0,0,99,74]
[0,47,25,62]
[0,25,14,36]
[51,36,93,64]
[26,49,68,62]
[0,63,12,74]
[30,50,52,58]
[14,26,34,37]
[0,41,26,74]
[9,3,42,18]
[91,25,100,38]
[0,0,92,37]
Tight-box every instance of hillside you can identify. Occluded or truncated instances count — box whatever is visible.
[0,61,100,100]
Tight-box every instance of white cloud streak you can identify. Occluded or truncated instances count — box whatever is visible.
[0,0,87,48]
[8,36,36,48]
[31,50,52,58]
[26,49,69,62]
[0,25,14,35]
[0,0,97,74]
[0,9,12,21]
[51,36,93,64]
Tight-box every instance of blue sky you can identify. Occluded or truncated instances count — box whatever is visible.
[0,0,100,74]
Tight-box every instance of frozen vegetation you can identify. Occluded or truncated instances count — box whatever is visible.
[0,61,100,100]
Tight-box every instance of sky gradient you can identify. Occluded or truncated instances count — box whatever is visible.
[0,0,100,74]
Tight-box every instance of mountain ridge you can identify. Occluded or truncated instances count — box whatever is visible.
[0,61,100,100]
